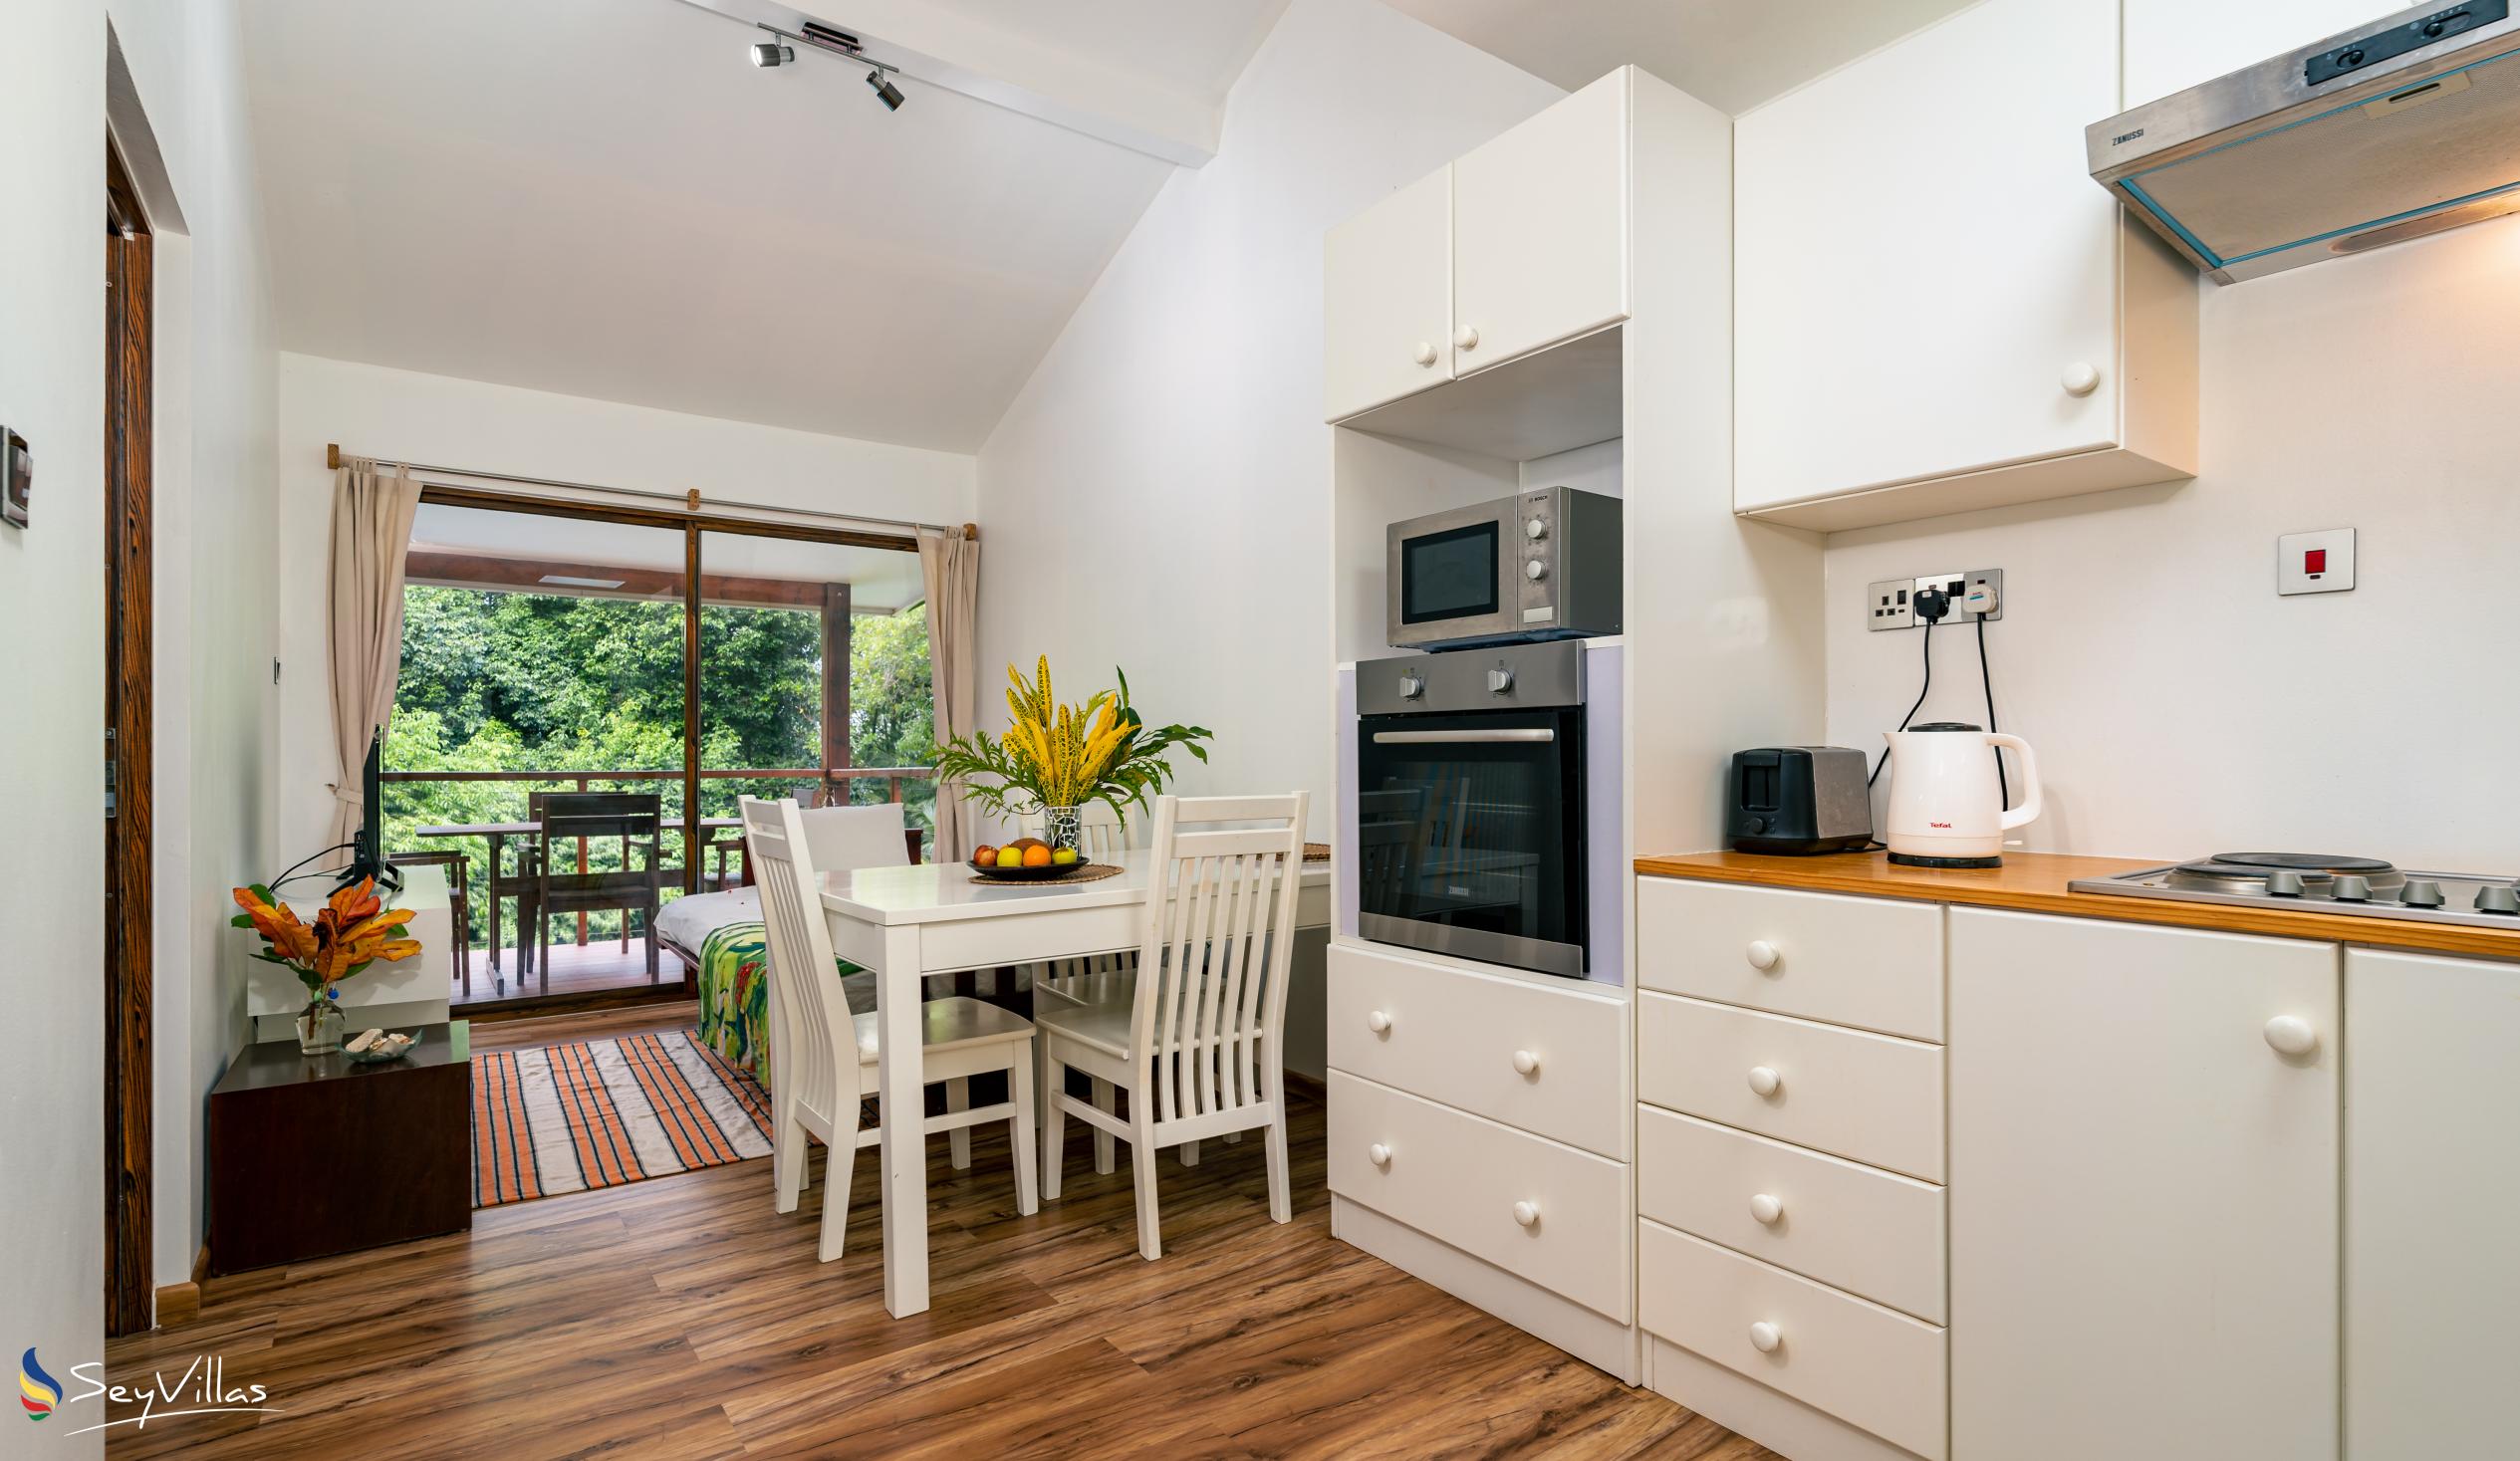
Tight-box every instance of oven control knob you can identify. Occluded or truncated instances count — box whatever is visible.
[2265,870,2306,897]
[2475,884,2520,915]
[2399,878,2445,908]
[1525,558,1548,582]
[2333,874,2373,902]
[1486,667,1515,694]
[1398,672,1425,700]
[1526,517,1548,541]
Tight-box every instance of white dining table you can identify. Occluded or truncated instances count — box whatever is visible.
[821,848,1332,1318]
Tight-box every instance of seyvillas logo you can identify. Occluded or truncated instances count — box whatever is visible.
[20,1348,61,1421]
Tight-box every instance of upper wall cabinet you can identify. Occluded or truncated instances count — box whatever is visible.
[1733,0,2198,532]
[1324,71,1634,425]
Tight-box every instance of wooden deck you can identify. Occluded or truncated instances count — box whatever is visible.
[108,1004,1776,1460]
[450,937,693,1010]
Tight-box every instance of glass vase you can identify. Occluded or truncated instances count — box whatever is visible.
[1042,804,1084,856]
[297,1001,346,1056]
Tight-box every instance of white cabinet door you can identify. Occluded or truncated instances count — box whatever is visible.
[1451,68,1630,377]
[1324,166,1454,421]
[2345,948,2520,1459]
[2124,0,2378,109]
[1735,0,2127,512]
[1948,910,2338,1461]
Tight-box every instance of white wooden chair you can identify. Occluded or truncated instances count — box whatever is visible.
[742,796,1039,1261]
[1036,793,1309,1260]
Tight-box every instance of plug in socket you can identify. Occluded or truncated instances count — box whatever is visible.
[1871,568,2002,629]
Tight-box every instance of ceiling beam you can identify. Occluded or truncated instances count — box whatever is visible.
[670,0,1220,167]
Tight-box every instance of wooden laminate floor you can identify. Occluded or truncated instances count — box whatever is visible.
[108,1005,1776,1461]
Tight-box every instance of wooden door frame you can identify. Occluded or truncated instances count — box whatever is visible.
[105,142,155,1338]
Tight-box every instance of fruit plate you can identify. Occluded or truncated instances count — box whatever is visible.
[967,854,1088,881]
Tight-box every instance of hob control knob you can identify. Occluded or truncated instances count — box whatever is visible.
[1526,517,1548,541]
[2400,878,2445,908]
[2475,884,2520,915]
[1487,668,1514,694]
[2265,870,2306,897]
[1398,672,1425,700]
[2332,874,2372,902]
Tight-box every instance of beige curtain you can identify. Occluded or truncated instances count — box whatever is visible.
[919,526,981,862]
[327,459,424,847]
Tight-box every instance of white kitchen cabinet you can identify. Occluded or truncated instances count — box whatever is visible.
[1734,0,2197,531]
[2124,0,2379,109]
[1450,69,1630,377]
[2344,948,2520,1458]
[1947,909,2338,1461]
[1323,70,1635,425]
[1323,167,1453,421]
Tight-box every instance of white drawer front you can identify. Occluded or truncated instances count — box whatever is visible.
[1640,1219,1947,1461]
[1327,942,1629,1159]
[1638,877,1943,1041]
[1329,1071,1632,1322]
[1638,1105,1945,1324]
[1638,992,1944,1182]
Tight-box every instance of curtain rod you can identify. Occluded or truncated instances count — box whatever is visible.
[326,442,979,541]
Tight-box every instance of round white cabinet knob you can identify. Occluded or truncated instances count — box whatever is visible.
[1747,1065,1783,1097]
[2061,361,2103,396]
[1748,1321,1783,1353]
[1413,341,1438,367]
[1454,325,1480,351]
[1746,939,1781,972]
[1525,517,1548,541]
[1525,558,1548,582]
[1366,1010,1392,1035]
[1512,1200,1540,1228]
[1512,1050,1541,1076]
[1750,1193,1784,1225]
[1368,1142,1392,1167]
[2263,1015,2319,1057]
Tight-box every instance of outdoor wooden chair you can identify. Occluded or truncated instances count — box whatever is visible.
[527,790,667,987]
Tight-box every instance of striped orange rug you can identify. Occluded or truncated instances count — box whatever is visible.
[472,1031,776,1208]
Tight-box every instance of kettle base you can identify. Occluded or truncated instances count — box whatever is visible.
[1888,852,2003,869]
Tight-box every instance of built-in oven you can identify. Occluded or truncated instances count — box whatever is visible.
[1386,485,1623,650]
[1352,640,1590,978]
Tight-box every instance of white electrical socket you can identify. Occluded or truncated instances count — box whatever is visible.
[1869,568,2003,630]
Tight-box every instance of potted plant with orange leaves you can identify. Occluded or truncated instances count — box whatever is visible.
[232,877,422,1054]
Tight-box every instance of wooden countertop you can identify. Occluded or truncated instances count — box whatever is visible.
[1634,850,2520,962]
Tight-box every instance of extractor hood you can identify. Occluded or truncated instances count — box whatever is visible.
[2089,2,2520,283]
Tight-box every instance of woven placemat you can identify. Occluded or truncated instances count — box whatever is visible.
[968,861,1125,886]
[1303,842,1331,862]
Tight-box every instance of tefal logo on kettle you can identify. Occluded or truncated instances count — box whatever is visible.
[1930,821,1953,829]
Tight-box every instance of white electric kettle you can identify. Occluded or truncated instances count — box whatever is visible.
[1883,722,2041,867]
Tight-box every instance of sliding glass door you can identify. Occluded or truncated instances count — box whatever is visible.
[383,495,932,1011]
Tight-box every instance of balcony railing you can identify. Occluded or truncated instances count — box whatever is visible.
[380,763,933,803]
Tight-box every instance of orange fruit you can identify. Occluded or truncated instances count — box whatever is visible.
[1023,845,1053,867]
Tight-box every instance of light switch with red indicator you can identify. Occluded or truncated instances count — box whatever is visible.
[2279,528,2356,596]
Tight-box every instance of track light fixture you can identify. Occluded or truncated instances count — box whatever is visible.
[750,38,794,67]
[734,17,904,112]
[865,68,905,111]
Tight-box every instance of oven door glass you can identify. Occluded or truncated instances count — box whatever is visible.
[1355,706,1586,977]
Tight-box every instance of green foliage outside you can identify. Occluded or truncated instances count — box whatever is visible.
[383,585,935,955]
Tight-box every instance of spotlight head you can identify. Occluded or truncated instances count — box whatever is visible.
[750,40,794,67]
[867,69,905,111]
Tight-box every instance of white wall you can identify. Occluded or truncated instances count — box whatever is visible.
[272,353,979,863]
[2,2,111,1424]
[1825,218,2520,868]
[974,0,1563,832]
[109,0,285,1303]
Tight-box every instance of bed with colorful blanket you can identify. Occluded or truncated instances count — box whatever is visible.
[655,889,876,1080]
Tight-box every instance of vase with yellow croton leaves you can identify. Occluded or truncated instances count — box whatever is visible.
[232,876,422,1055]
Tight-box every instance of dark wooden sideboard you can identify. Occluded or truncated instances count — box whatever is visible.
[206,1026,471,1275]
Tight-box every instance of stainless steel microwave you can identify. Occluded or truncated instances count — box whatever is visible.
[1386,486,1622,650]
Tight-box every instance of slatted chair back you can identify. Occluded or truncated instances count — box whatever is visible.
[740,797,854,1140]
[1034,803,1137,997]
[1128,794,1310,1131]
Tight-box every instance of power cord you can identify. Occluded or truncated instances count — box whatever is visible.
[1870,588,1949,789]
[1976,613,2008,812]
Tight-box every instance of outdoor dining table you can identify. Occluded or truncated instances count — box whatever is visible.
[821,848,1332,1319]
[413,816,742,977]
